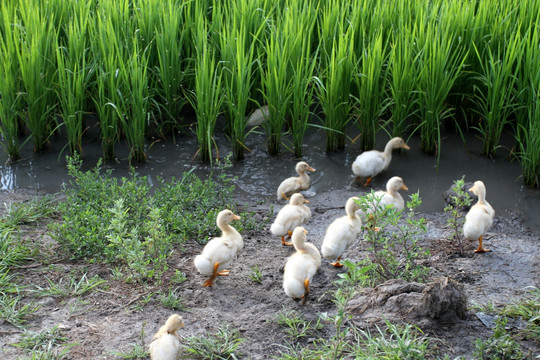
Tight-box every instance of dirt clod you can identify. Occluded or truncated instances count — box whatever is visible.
[347,277,467,328]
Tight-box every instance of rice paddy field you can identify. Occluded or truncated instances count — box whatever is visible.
[0,0,539,188]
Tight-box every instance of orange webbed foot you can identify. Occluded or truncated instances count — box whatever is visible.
[363,177,373,187]
[217,270,230,276]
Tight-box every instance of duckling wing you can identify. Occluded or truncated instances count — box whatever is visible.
[271,205,305,236]
[321,217,361,260]
[463,204,494,240]
[277,177,301,199]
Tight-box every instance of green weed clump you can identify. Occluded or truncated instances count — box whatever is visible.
[357,192,430,283]
[473,317,524,360]
[51,155,258,283]
[444,176,473,254]
[184,324,245,359]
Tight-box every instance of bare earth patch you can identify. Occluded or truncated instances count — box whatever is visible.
[0,188,538,359]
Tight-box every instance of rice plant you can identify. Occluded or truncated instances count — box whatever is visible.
[90,1,132,161]
[153,0,191,134]
[416,24,466,159]
[285,0,318,158]
[387,28,420,137]
[472,31,524,157]
[516,96,540,188]
[314,21,354,152]
[219,0,264,160]
[17,2,58,152]
[515,25,540,188]
[189,15,223,163]
[260,22,293,156]
[352,29,390,151]
[55,9,90,156]
[118,40,150,164]
[0,3,22,159]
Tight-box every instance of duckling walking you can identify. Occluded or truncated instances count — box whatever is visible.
[194,210,243,287]
[321,197,363,267]
[149,314,184,360]
[277,161,316,200]
[352,137,410,187]
[270,193,311,246]
[283,227,321,305]
[463,181,495,253]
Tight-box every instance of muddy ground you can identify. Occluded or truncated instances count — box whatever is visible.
[0,187,539,359]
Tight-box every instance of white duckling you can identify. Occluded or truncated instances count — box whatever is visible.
[463,181,495,253]
[276,161,316,201]
[321,197,363,267]
[352,137,410,187]
[149,314,184,360]
[194,209,243,287]
[246,105,269,127]
[283,227,321,305]
[371,176,408,212]
[270,193,311,246]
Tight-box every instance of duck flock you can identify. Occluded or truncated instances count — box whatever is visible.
[149,137,496,360]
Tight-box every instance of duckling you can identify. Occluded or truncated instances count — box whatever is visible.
[321,197,363,267]
[463,181,495,253]
[194,210,243,287]
[352,137,410,187]
[246,105,269,127]
[149,314,184,360]
[283,227,321,305]
[371,176,408,212]
[270,193,311,246]
[276,161,316,200]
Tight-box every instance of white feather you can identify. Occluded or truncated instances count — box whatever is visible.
[321,197,363,262]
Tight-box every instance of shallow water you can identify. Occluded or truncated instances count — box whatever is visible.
[1,123,539,231]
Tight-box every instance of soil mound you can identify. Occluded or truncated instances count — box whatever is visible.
[347,277,467,328]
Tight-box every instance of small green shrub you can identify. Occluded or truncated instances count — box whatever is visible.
[358,192,430,283]
[444,176,473,254]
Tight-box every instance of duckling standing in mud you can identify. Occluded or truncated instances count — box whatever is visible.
[463,181,495,253]
[321,197,363,267]
[276,161,316,201]
[283,227,321,305]
[270,193,311,246]
[194,210,243,287]
[149,314,184,360]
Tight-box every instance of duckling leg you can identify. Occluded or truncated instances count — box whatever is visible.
[281,193,290,201]
[330,256,344,267]
[474,236,490,253]
[363,177,373,187]
[301,278,310,306]
[203,262,221,287]
[281,231,293,246]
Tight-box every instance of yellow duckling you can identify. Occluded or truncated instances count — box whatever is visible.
[283,227,321,305]
[270,193,311,246]
[276,161,316,201]
[463,181,495,253]
[372,176,408,212]
[149,314,184,360]
[352,137,410,187]
[194,209,243,287]
[321,197,363,267]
